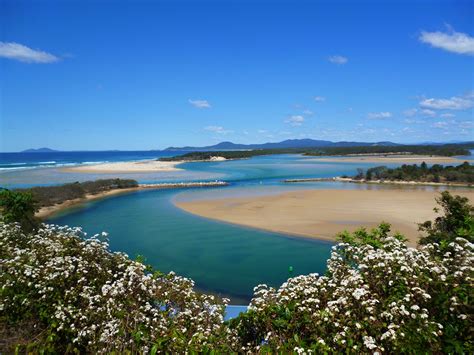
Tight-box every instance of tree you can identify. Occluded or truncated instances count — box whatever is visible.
[337,222,406,248]
[418,191,474,247]
[0,189,40,232]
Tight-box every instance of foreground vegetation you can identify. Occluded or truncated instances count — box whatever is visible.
[159,143,473,162]
[0,179,138,231]
[1,192,473,352]
[352,161,474,184]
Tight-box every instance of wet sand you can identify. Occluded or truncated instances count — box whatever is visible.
[175,189,474,246]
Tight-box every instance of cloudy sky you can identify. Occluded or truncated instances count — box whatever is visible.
[1,0,473,151]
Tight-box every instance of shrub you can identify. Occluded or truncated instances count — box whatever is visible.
[230,228,473,353]
[0,224,232,353]
[0,190,39,232]
[419,191,474,246]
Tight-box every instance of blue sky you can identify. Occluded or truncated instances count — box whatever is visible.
[1,0,473,151]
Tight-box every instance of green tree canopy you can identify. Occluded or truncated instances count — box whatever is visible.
[0,189,39,232]
[418,191,474,247]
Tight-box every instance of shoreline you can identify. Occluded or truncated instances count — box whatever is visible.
[61,156,230,173]
[36,181,229,219]
[284,176,473,188]
[175,188,474,246]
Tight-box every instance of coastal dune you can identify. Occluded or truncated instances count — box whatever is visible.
[175,189,474,246]
[62,160,182,173]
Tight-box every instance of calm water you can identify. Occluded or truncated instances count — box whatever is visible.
[51,189,332,303]
[3,151,472,303]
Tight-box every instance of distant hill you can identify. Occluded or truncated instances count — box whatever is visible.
[22,148,58,153]
[164,139,401,151]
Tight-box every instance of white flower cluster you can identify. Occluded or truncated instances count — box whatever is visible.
[241,236,473,353]
[1,222,472,353]
[0,223,234,353]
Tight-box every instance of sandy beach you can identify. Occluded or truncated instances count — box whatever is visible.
[305,155,465,164]
[176,189,474,246]
[62,160,182,173]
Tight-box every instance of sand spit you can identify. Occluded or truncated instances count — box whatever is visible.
[37,181,229,219]
[175,189,474,246]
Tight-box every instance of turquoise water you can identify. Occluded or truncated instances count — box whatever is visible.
[33,153,473,303]
[50,188,332,303]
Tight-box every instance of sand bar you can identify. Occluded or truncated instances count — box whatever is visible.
[62,160,182,173]
[304,155,465,164]
[176,189,474,246]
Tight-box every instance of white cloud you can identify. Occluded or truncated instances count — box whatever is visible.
[189,99,211,109]
[0,42,59,63]
[404,118,426,124]
[403,108,418,117]
[459,121,473,129]
[204,125,232,134]
[432,121,449,129]
[314,96,326,102]
[302,109,314,115]
[419,96,473,110]
[419,29,474,55]
[328,55,348,64]
[285,115,305,126]
[440,113,455,118]
[420,109,437,117]
[367,111,392,119]
[257,129,274,138]
[465,90,474,99]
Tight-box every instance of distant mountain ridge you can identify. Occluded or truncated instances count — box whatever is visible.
[22,148,58,153]
[164,139,401,151]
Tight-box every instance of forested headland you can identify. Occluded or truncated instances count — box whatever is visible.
[159,143,473,162]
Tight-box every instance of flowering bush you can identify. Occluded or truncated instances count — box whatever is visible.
[230,225,473,353]
[1,192,473,353]
[0,224,234,353]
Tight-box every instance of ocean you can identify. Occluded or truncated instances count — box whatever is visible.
[0,150,186,171]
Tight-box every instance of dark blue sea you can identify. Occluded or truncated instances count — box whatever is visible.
[0,150,188,171]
